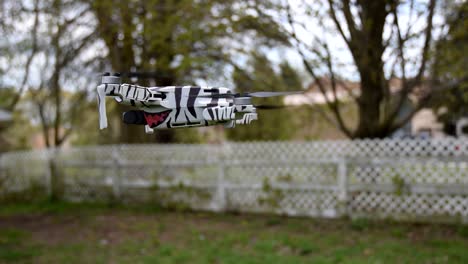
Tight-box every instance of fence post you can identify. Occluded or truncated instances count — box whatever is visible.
[0,155,5,194]
[112,146,122,201]
[216,145,227,212]
[337,157,348,218]
[45,149,53,198]
[49,147,66,202]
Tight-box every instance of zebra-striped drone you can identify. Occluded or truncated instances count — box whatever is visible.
[97,73,301,134]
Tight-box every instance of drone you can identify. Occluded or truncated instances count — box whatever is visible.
[97,72,301,134]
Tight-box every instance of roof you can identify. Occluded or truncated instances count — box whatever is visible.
[0,108,12,122]
[284,78,360,106]
[284,77,424,106]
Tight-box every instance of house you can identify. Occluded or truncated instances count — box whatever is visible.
[456,118,468,138]
[284,78,448,138]
[410,109,445,138]
[284,78,360,106]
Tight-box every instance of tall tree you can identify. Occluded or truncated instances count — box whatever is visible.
[1,0,101,148]
[0,0,40,111]
[282,0,456,138]
[91,0,289,143]
[0,0,102,201]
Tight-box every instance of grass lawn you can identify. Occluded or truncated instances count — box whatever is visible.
[0,203,467,264]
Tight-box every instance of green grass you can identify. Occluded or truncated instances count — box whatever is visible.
[0,202,467,263]
[0,228,40,262]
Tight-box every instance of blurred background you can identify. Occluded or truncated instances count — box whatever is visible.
[0,0,466,149]
[0,0,468,263]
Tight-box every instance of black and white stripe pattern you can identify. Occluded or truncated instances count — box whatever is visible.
[99,83,261,133]
[236,113,258,125]
[203,106,235,121]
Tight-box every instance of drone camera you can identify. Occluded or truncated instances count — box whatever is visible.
[122,110,146,125]
[101,73,121,85]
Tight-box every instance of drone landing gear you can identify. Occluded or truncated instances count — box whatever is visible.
[145,125,154,134]
[224,120,235,128]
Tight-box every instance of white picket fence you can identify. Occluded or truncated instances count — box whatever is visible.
[1,139,468,223]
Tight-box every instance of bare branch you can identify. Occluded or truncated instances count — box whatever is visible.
[8,0,40,111]
[416,0,437,82]
[59,31,98,69]
[324,44,339,105]
[341,0,360,40]
[393,6,408,85]
[384,0,437,130]
[327,0,351,46]
[57,91,89,146]
[36,98,50,148]
[405,0,416,40]
[337,79,359,101]
[382,4,411,126]
[390,94,431,132]
[285,0,353,138]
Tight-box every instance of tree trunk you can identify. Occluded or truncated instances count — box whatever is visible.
[347,1,389,138]
[354,65,386,138]
[48,154,63,202]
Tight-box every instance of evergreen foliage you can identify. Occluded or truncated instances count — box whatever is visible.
[227,53,303,141]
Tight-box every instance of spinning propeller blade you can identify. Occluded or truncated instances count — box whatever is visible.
[254,104,289,109]
[189,93,235,98]
[96,71,173,79]
[189,91,303,98]
[247,91,303,97]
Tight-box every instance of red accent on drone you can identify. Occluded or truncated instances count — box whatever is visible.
[144,111,171,127]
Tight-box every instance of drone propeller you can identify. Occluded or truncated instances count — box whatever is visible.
[254,104,289,109]
[189,91,302,99]
[96,71,173,79]
[247,91,303,97]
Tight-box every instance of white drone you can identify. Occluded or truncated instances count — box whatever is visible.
[97,72,301,134]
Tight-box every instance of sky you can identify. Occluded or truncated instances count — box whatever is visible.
[1,0,448,91]
[268,0,446,82]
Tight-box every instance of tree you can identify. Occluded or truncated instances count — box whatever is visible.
[1,0,101,148]
[430,1,468,134]
[226,53,302,141]
[91,0,289,143]
[32,0,99,148]
[0,0,40,112]
[282,0,454,138]
[0,0,103,201]
[0,88,15,152]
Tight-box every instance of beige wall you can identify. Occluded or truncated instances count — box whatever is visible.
[411,109,445,138]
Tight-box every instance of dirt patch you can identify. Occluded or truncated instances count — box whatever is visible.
[0,214,81,245]
[0,210,463,249]
[0,213,161,246]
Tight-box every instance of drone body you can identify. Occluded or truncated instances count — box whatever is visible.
[97,73,298,134]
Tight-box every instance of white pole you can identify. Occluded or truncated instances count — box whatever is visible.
[337,158,348,217]
[216,145,227,211]
[112,146,122,200]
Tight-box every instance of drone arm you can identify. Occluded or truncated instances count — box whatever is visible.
[236,113,257,125]
[235,105,256,113]
[97,84,108,129]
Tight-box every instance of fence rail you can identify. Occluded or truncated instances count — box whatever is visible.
[1,139,468,223]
